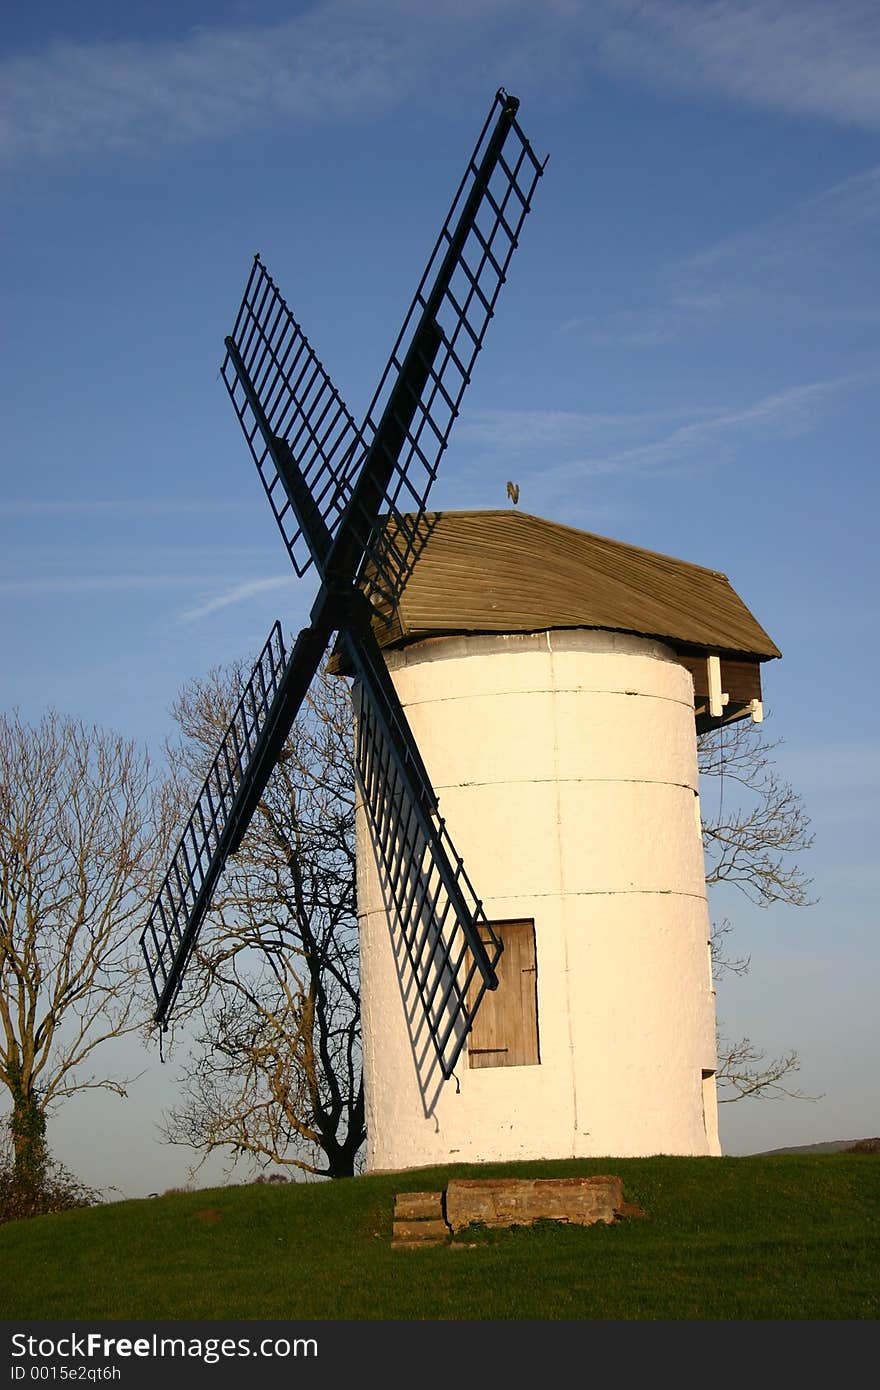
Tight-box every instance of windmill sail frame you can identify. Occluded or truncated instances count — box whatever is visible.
[140,89,544,1078]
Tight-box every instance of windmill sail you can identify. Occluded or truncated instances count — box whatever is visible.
[141,89,543,1072]
[141,619,328,1024]
[222,258,364,576]
[352,89,545,614]
[345,627,502,1078]
[222,90,544,616]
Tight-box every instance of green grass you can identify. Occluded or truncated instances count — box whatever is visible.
[0,1155,877,1319]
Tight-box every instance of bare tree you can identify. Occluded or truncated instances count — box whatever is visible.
[714,1034,809,1104]
[0,709,174,1192]
[699,719,814,908]
[698,718,817,1104]
[161,660,364,1179]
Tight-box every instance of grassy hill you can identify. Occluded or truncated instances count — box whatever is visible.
[1,1154,877,1320]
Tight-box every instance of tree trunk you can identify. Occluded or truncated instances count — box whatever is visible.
[8,1068,48,1194]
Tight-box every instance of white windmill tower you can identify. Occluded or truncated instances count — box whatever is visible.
[140,91,779,1174]
[339,511,779,1169]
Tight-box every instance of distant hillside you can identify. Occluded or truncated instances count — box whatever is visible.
[758,1138,879,1156]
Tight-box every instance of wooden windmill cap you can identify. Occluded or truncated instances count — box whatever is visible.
[332,509,781,671]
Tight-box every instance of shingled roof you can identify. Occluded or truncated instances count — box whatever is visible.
[353,510,780,662]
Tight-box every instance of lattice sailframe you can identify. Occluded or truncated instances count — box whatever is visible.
[345,629,503,1077]
[140,90,545,1077]
[141,622,289,1022]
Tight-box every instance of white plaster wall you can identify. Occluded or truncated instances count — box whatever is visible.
[356,629,721,1170]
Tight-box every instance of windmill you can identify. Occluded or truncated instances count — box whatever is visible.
[142,88,780,1173]
[140,89,546,1088]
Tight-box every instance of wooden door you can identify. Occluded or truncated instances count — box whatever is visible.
[468,920,539,1068]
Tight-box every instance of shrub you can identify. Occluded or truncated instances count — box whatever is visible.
[846,1138,880,1155]
[0,1158,99,1226]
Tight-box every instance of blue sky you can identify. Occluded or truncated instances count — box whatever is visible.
[2,0,878,1196]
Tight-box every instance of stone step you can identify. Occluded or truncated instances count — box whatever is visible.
[393,1190,445,1222]
[445,1175,626,1232]
[389,1175,642,1247]
[391,1218,451,1249]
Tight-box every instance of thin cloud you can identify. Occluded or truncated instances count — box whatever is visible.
[0,573,233,596]
[602,0,880,131]
[0,498,245,517]
[563,162,880,345]
[461,371,876,481]
[459,403,720,453]
[667,164,880,331]
[552,372,876,480]
[5,2,880,166]
[676,164,880,283]
[558,309,681,346]
[0,3,447,164]
[179,575,296,624]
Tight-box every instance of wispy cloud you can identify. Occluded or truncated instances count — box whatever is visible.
[675,165,880,288]
[571,375,866,478]
[0,3,451,164]
[459,403,720,454]
[4,2,880,166]
[0,499,245,517]
[562,162,880,345]
[0,573,232,596]
[601,0,880,131]
[558,308,683,346]
[178,575,296,623]
[460,370,877,480]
